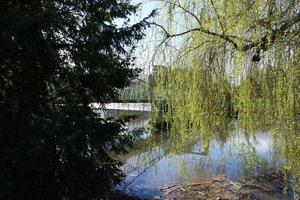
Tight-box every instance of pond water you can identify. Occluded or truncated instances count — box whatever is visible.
[98,105,291,199]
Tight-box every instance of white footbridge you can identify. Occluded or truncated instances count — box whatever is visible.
[90,103,152,112]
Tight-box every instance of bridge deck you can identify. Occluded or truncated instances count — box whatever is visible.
[90,103,152,112]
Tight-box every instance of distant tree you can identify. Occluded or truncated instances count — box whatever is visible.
[0,1,154,199]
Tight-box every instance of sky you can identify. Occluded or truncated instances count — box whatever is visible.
[129,0,191,75]
[131,0,159,23]
[118,0,188,75]
[130,0,162,75]
[114,0,159,75]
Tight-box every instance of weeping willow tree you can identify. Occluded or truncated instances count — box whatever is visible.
[149,0,300,193]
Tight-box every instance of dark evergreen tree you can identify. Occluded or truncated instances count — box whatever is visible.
[0,1,154,199]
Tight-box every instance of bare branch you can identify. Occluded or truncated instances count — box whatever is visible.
[149,22,171,37]
[151,0,202,25]
[242,13,300,51]
[210,0,225,34]
[175,0,202,26]
[150,22,239,49]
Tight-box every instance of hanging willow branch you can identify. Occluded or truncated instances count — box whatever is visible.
[151,0,300,62]
[152,13,300,51]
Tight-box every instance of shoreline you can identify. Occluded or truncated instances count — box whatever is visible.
[161,170,294,200]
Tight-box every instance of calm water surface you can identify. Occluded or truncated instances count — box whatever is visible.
[100,106,286,199]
